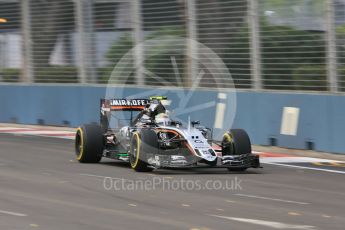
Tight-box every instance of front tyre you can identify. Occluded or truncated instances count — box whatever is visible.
[222,129,251,155]
[75,124,103,163]
[222,129,252,172]
[129,130,157,172]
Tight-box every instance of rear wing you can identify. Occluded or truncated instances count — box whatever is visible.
[100,99,149,131]
[101,99,149,111]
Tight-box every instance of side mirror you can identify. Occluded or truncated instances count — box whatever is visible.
[191,120,200,127]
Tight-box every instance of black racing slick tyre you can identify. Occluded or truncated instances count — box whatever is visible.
[75,124,103,163]
[129,130,157,172]
[222,129,252,155]
[222,129,252,172]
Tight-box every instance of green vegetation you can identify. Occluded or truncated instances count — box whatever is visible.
[19,0,344,91]
[0,68,20,82]
[0,67,79,83]
[291,66,327,91]
[102,26,185,85]
[260,20,327,90]
[35,66,78,83]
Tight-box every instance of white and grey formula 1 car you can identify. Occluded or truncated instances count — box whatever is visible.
[75,96,260,172]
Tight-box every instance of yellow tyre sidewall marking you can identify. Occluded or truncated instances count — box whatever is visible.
[76,127,84,160]
[131,132,141,169]
[223,132,232,143]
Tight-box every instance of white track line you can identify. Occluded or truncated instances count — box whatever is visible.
[0,209,27,217]
[234,193,309,205]
[265,162,345,175]
[261,157,343,163]
[209,215,315,229]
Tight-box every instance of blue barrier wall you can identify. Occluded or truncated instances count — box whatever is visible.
[0,84,344,154]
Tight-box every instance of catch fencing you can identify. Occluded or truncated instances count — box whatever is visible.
[0,0,345,92]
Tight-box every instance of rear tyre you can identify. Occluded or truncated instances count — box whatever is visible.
[222,129,251,172]
[129,130,157,172]
[75,124,103,163]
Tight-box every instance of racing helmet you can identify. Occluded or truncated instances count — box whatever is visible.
[155,111,170,126]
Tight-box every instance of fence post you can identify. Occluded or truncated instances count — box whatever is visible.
[75,0,96,84]
[186,0,198,88]
[326,0,338,92]
[248,0,262,90]
[0,34,4,81]
[21,0,33,83]
[131,0,144,86]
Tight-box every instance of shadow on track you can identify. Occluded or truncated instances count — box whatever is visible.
[99,159,264,175]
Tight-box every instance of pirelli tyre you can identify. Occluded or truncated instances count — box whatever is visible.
[222,129,251,155]
[75,124,104,163]
[222,129,252,172]
[129,130,157,172]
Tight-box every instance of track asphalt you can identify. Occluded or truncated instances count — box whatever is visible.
[0,127,344,230]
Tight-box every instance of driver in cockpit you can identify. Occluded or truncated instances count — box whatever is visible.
[133,99,166,125]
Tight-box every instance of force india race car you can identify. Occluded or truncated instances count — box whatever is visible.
[75,96,260,172]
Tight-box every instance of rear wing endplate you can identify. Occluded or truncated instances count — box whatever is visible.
[100,99,149,131]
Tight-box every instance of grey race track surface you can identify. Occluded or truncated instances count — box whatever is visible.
[0,134,344,230]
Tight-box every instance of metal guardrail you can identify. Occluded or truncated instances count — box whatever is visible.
[0,0,345,92]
